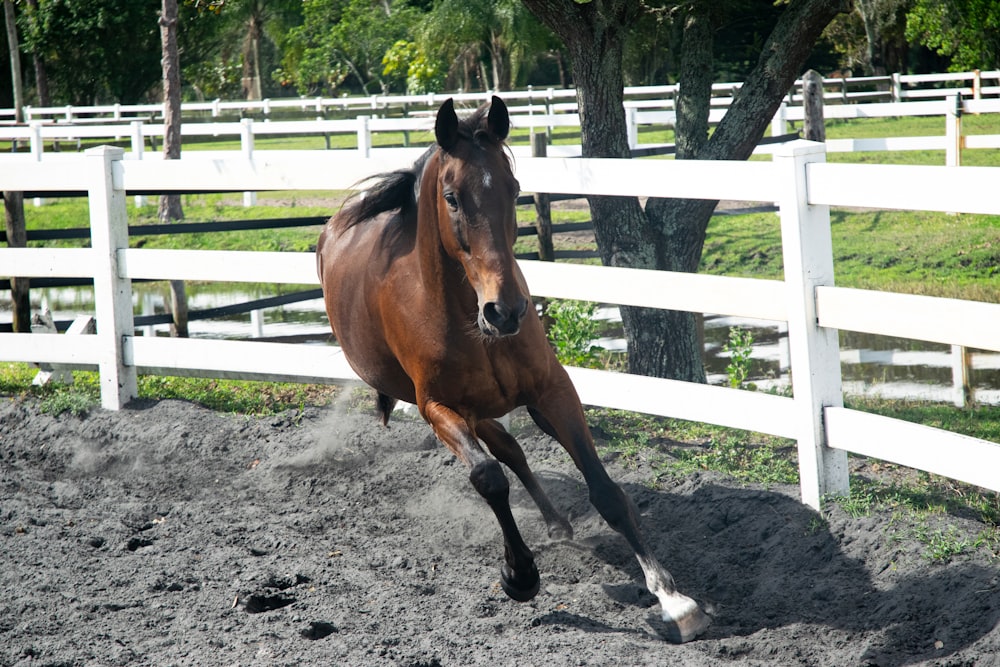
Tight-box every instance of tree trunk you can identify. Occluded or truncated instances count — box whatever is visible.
[857,0,887,76]
[243,14,263,101]
[525,0,849,380]
[24,0,48,106]
[159,0,187,337]
[4,4,28,331]
[635,2,716,382]
[4,0,23,123]
[158,0,184,224]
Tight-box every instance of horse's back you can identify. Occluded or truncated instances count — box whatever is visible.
[317,210,420,404]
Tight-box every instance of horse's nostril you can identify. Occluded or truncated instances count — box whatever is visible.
[482,299,525,335]
[483,302,509,327]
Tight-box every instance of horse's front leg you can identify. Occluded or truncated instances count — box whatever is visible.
[477,418,573,540]
[528,376,712,644]
[422,401,540,602]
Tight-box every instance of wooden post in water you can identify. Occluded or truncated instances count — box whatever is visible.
[530,131,555,333]
[3,191,29,331]
[951,345,973,408]
[531,132,554,262]
[802,70,825,143]
[168,280,189,338]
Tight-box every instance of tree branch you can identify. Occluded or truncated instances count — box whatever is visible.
[704,0,850,160]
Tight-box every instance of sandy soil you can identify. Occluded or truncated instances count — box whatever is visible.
[1,395,998,666]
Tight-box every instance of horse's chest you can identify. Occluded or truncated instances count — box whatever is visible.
[452,347,530,409]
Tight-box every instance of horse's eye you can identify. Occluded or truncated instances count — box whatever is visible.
[443,192,459,211]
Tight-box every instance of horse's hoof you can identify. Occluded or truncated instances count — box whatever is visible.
[547,520,573,541]
[658,599,713,644]
[500,562,540,602]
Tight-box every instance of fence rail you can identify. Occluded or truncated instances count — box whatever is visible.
[3,96,999,174]
[3,69,998,125]
[1,144,999,511]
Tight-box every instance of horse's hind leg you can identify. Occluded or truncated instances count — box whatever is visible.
[477,419,573,540]
[422,401,540,602]
[528,387,712,644]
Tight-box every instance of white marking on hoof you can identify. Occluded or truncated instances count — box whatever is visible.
[657,592,712,644]
[659,592,699,624]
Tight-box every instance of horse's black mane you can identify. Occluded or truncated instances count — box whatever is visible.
[338,106,498,228]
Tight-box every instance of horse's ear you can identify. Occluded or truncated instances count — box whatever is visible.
[487,95,510,141]
[435,98,459,151]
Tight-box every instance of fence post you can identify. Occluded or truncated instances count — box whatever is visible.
[357,115,371,157]
[3,189,29,332]
[945,94,962,167]
[240,118,257,207]
[29,123,43,207]
[774,139,849,510]
[951,345,973,408]
[85,146,137,410]
[530,132,554,262]
[802,70,826,143]
[626,106,638,149]
[130,120,146,208]
[891,73,902,102]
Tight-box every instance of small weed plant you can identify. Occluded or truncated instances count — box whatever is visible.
[916,524,976,562]
[39,387,98,417]
[545,299,604,369]
[723,326,755,389]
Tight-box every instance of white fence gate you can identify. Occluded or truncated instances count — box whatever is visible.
[1,142,998,510]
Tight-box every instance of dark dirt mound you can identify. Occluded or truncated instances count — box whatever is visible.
[1,396,997,666]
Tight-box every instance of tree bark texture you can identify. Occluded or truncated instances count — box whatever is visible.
[524,0,849,381]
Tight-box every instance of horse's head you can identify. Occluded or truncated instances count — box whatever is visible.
[430,96,527,338]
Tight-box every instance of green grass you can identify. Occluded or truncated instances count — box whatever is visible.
[0,363,341,416]
[21,193,339,253]
[588,408,799,487]
[701,208,1000,302]
[833,473,1000,562]
[847,396,1000,444]
[821,112,1000,139]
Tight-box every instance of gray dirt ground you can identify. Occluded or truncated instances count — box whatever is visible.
[1,395,998,666]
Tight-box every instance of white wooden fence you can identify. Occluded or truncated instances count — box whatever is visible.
[1,143,998,510]
[5,69,998,124]
[3,95,1000,174]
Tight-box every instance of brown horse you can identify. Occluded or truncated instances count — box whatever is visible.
[316,97,711,643]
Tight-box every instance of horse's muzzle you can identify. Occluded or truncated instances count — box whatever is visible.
[480,297,528,337]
